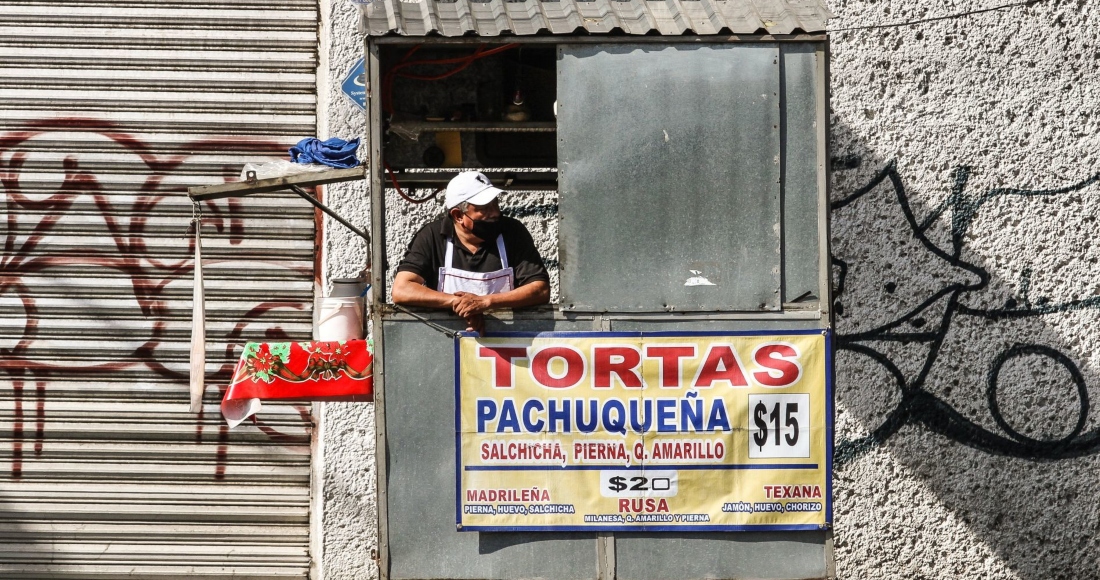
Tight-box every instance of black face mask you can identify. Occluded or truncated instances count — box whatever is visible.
[468,218,502,241]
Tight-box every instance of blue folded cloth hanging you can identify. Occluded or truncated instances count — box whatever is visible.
[289,137,361,168]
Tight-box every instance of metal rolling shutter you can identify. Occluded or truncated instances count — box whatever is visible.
[0,1,319,578]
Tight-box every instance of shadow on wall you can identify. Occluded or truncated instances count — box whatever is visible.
[829,122,1100,579]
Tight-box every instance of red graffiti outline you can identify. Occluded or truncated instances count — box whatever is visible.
[2,118,316,478]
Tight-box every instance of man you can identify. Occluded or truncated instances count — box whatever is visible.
[392,171,550,333]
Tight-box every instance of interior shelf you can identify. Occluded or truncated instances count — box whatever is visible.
[385,169,558,190]
[389,121,557,136]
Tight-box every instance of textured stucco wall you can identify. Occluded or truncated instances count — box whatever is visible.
[319,2,375,580]
[829,2,1100,579]
[319,1,1100,578]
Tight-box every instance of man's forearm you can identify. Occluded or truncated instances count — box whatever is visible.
[392,278,457,309]
[485,281,550,310]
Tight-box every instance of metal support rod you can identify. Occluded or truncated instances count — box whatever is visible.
[367,37,392,580]
[392,304,460,338]
[187,166,366,201]
[289,185,371,245]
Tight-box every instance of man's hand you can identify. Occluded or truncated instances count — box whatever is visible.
[393,271,549,335]
[452,293,493,319]
[449,292,483,333]
[463,312,485,335]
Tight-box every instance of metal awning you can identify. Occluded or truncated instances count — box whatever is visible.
[360,0,832,37]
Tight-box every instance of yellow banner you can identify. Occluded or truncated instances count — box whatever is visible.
[455,330,832,531]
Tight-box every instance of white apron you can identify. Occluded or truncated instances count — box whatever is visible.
[437,235,515,296]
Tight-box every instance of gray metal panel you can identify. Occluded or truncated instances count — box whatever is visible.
[360,0,832,36]
[0,2,317,577]
[557,44,782,313]
[609,318,825,333]
[615,532,827,580]
[382,317,599,580]
[781,44,824,304]
[609,317,826,580]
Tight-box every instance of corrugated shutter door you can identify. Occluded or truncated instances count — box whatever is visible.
[0,2,319,578]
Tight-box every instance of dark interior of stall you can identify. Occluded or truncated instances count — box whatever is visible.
[379,44,559,191]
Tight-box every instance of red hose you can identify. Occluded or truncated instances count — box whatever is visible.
[385,162,442,204]
[383,44,518,113]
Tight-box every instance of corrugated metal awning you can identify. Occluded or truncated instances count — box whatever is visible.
[360,0,832,37]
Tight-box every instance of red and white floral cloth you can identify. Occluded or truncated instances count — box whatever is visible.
[221,340,373,427]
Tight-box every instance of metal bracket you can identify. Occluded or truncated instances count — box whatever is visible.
[187,166,366,201]
[185,167,371,246]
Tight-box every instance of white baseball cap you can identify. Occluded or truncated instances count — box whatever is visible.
[444,171,503,210]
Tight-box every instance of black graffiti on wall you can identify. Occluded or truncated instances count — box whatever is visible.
[831,159,1100,464]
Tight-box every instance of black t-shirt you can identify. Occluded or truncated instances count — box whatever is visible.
[396,215,550,291]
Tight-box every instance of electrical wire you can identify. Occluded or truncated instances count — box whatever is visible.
[378,44,522,205]
[382,43,519,113]
[384,162,443,204]
[378,44,522,206]
[829,0,1048,32]
[384,45,499,107]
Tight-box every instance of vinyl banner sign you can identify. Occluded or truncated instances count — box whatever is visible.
[455,330,832,532]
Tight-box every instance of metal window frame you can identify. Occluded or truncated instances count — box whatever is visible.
[368,34,833,580]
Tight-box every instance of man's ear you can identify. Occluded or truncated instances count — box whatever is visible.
[449,207,464,223]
